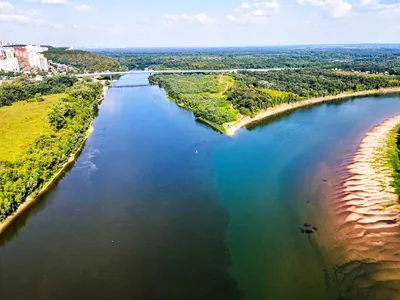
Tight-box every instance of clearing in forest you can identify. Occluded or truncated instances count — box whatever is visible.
[0,94,64,162]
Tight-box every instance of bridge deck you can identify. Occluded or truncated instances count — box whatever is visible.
[109,84,151,88]
[76,68,288,78]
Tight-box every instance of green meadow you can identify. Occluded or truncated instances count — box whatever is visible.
[0,94,63,162]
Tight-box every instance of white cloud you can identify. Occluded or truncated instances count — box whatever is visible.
[359,0,379,5]
[0,2,60,28]
[41,0,68,3]
[0,14,60,27]
[0,13,30,23]
[330,0,352,18]
[236,1,279,12]
[165,13,214,25]
[0,1,13,10]
[193,13,214,24]
[298,0,353,18]
[297,0,324,6]
[252,9,265,16]
[228,0,279,25]
[0,2,29,23]
[226,15,237,22]
[356,0,400,10]
[255,1,280,12]
[73,4,90,11]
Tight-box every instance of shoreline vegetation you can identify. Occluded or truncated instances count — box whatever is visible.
[0,81,106,234]
[0,125,92,234]
[149,70,400,136]
[225,87,400,135]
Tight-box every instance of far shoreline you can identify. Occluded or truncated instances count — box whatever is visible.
[224,87,400,136]
[0,86,108,235]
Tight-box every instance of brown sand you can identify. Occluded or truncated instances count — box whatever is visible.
[328,115,400,299]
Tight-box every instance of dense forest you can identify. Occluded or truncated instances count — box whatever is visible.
[0,75,77,107]
[228,69,400,116]
[97,46,400,75]
[150,69,400,129]
[44,49,122,73]
[0,79,103,221]
[236,69,400,96]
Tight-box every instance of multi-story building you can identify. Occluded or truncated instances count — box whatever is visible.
[13,46,29,68]
[0,47,20,72]
[39,54,49,71]
[26,45,49,71]
[0,43,49,72]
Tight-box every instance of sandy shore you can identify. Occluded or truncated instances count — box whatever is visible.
[0,88,107,235]
[225,87,400,136]
[340,115,400,244]
[329,115,400,298]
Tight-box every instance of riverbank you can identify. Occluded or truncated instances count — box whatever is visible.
[342,115,400,238]
[225,87,400,136]
[330,115,400,297]
[0,86,107,235]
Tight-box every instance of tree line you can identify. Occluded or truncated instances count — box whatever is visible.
[100,47,400,75]
[149,69,400,129]
[227,69,400,116]
[0,79,103,221]
[44,49,122,73]
[0,75,78,107]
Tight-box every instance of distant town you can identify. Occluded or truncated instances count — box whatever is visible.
[0,41,76,79]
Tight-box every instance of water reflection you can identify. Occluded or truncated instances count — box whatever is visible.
[0,74,242,300]
[1,75,400,299]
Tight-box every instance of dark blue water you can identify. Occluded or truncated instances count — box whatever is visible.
[1,74,400,300]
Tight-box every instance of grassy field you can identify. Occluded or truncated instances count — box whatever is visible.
[258,88,295,98]
[0,94,63,162]
[149,74,240,132]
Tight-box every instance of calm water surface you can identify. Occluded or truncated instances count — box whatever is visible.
[1,74,400,300]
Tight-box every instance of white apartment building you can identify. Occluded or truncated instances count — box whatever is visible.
[26,45,49,72]
[0,47,20,72]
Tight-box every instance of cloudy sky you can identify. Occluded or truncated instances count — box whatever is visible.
[0,0,399,48]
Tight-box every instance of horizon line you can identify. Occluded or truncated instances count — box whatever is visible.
[74,43,400,50]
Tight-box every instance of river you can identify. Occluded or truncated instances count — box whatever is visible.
[1,74,400,300]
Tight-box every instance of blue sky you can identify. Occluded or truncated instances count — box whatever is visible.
[0,0,399,47]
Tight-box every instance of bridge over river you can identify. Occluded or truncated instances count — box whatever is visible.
[109,83,152,88]
[76,68,289,78]
[80,68,291,88]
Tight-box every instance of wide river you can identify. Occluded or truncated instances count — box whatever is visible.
[1,74,400,300]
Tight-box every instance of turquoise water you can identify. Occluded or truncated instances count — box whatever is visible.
[1,74,400,299]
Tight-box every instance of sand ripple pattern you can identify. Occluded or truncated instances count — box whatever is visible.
[333,116,400,300]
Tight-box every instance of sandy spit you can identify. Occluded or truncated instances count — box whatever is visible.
[225,87,400,136]
[325,115,400,298]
